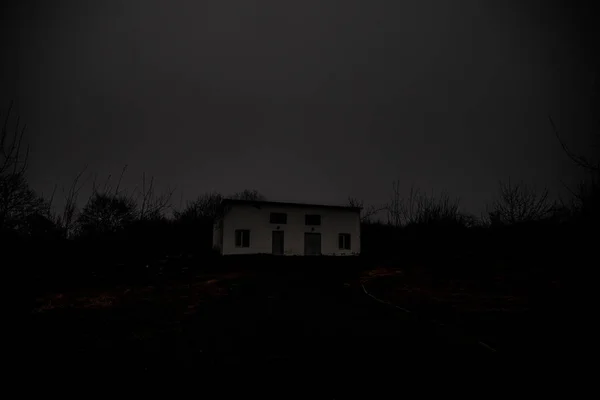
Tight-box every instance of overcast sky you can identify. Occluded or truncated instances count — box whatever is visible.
[2,0,597,217]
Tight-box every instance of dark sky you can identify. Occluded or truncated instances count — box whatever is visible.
[2,0,598,217]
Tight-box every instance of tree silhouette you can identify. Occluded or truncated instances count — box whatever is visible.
[46,167,89,238]
[174,192,223,222]
[229,189,266,201]
[347,196,384,223]
[386,181,465,227]
[549,81,599,224]
[77,183,137,238]
[0,102,28,177]
[77,193,137,237]
[134,170,174,221]
[0,172,50,233]
[549,117,599,174]
[171,191,225,255]
[1,102,50,235]
[488,179,555,226]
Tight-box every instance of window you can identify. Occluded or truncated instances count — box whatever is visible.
[305,214,321,225]
[235,229,250,247]
[270,212,287,224]
[338,233,351,250]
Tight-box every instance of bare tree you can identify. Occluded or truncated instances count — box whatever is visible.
[386,181,463,227]
[549,105,599,223]
[75,169,138,237]
[413,189,462,225]
[347,196,386,223]
[553,171,599,225]
[0,102,50,233]
[1,101,28,176]
[77,192,138,237]
[489,179,555,225]
[174,192,223,222]
[0,172,49,232]
[386,180,404,227]
[229,189,266,201]
[134,171,175,220]
[549,116,599,173]
[48,167,88,238]
[400,184,423,225]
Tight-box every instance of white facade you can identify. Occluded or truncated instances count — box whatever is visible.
[213,200,361,256]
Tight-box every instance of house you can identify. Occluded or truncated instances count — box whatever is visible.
[212,199,361,256]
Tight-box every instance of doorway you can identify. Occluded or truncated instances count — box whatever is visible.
[304,232,321,256]
[272,231,284,255]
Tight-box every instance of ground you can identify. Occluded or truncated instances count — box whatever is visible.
[27,259,499,380]
[362,265,570,356]
[27,254,579,388]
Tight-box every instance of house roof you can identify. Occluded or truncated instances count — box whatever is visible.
[220,198,362,212]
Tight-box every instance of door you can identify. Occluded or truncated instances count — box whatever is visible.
[304,233,321,256]
[272,231,284,255]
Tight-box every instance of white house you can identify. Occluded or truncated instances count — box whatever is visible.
[212,199,361,256]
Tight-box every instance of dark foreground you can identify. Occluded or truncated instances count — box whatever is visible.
[27,258,496,382]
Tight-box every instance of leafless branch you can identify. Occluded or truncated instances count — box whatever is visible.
[48,184,57,210]
[115,164,127,195]
[102,173,112,194]
[57,166,89,237]
[175,191,223,222]
[386,180,403,227]
[136,172,174,220]
[549,115,599,172]
[348,196,386,223]
[490,178,555,225]
[229,189,266,201]
[386,181,464,227]
[1,101,29,176]
[91,172,99,195]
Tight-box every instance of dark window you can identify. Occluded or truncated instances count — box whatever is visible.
[270,212,287,224]
[338,233,351,250]
[305,214,321,225]
[235,229,250,247]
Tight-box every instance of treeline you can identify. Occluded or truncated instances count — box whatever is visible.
[355,178,597,266]
[2,104,272,289]
[352,123,598,268]
[3,101,598,286]
[0,103,265,249]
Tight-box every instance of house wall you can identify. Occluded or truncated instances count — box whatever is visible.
[212,218,223,251]
[220,204,360,256]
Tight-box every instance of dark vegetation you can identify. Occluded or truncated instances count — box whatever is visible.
[8,92,597,361]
